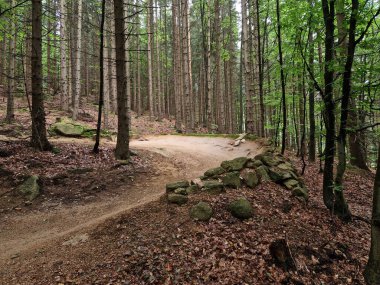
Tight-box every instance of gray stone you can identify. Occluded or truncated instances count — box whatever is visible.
[168,193,189,205]
[204,167,225,178]
[166,180,190,193]
[221,171,241,189]
[241,169,259,188]
[283,179,299,190]
[52,122,85,137]
[174,188,188,195]
[256,165,270,181]
[190,202,213,221]
[221,157,249,171]
[203,180,224,194]
[18,175,40,201]
[228,198,254,220]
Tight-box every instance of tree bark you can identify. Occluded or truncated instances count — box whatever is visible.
[6,0,16,123]
[114,0,130,159]
[276,0,287,154]
[364,145,380,285]
[31,0,52,151]
[321,0,336,210]
[72,0,83,120]
[60,0,69,111]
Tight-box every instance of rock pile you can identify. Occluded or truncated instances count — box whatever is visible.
[166,149,308,221]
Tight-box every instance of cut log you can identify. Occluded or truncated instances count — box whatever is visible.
[234,133,247,141]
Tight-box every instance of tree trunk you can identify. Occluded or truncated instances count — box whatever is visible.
[321,0,336,210]
[147,0,154,120]
[6,0,16,123]
[72,0,83,120]
[60,0,69,111]
[308,9,316,161]
[172,0,182,131]
[31,0,52,151]
[364,145,380,285]
[114,0,129,159]
[276,0,287,154]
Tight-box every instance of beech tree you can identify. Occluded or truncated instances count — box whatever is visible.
[364,144,380,284]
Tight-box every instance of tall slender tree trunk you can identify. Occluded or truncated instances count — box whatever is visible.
[60,0,69,111]
[214,0,224,133]
[72,0,83,120]
[114,0,129,159]
[364,145,380,285]
[321,0,336,210]
[276,0,287,154]
[242,0,253,134]
[172,0,182,131]
[31,0,52,151]
[147,0,154,119]
[308,7,316,161]
[6,0,16,123]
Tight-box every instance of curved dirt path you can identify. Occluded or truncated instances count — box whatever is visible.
[0,135,261,263]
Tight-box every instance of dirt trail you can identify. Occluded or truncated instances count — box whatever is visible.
[0,135,261,263]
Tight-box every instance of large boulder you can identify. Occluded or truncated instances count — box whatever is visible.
[51,122,85,137]
[190,202,213,221]
[221,157,249,172]
[168,193,188,205]
[166,180,190,193]
[228,198,254,220]
[221,172,241,189]
[203,180,224,194]
[204,167,225,178]
[241,169,259,188]
[18,175,40,201]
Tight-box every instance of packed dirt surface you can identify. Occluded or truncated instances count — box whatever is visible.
[0,135,261,266]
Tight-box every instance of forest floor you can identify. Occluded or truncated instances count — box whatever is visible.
[0,97,376,284]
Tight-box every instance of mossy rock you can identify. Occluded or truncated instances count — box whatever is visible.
[174,188,188,195]
[283,179,299,190]
[256,165,270,182]
[51,122,85,137]
[190,202,213,221]
[268,166,293,182]
[246,159,262,169]
[18,175,40,201]
[277,162,294,172]
[166,180,190,193]
[186,184,199,194]
[255,154,282,167]
[168,193,188,205]
[204,166,225,178]
[221,171,241,189]
[292,187,308,200]
[203,180,224,194]
[221,157,249,172]
[241,169,259,188]
[228,198,254,220]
